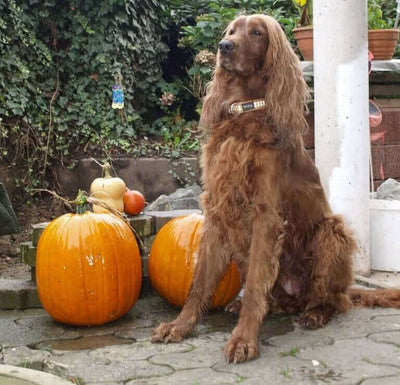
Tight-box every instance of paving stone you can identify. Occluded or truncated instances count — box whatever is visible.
[88,340,192,361]
[0,315,81,347]
[2,288,400,384]
[302,307,400,341]
[2,345,51,370]
[297,338,400,383]
[369,330,400,346]
[265,329,335,351]
[43,349,175,383]
[86,382,123,385]
[214,349,313,385]
[126,367,239,385]
[362,376,400,384]
[150,342,225,370]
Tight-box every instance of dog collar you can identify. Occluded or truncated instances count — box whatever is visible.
[229,99,266,115]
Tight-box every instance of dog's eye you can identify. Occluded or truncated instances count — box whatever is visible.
[251,30,262,36]
[228,29,235,35]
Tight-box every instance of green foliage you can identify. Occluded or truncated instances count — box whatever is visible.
[171,0,297,114]
[368,0,398,29]
[0,0,169,195]
[180,1,297,52]
[368,0,390,29]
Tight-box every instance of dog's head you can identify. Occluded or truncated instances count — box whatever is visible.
[201,14,309,145]
[217,15,270,77]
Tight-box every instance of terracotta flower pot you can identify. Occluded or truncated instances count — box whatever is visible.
[368,29,400,60]
[293,26,314,61]
[293,27,400,62]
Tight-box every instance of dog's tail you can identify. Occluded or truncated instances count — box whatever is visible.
[348,288,400,308]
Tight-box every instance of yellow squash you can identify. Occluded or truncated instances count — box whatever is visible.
[90,162,126,213]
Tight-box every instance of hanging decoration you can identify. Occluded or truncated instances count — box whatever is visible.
[112,73,124,109]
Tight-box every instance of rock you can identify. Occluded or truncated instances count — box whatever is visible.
[376,178,400,200]
[145,185,202,211]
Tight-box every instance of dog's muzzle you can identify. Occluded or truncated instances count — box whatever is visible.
[218,39,235,55]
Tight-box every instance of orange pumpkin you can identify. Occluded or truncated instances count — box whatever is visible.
[36,199,142,326]
[148,214,242,308]
[123,189,145,215]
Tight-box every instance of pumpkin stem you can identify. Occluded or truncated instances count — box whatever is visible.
[74,190,91,214]
[102,162,112,178]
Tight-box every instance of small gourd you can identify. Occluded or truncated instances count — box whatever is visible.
[123,189,146,215]
[90,162,126,213]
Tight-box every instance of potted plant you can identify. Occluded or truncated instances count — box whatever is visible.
[368,0,400,60]
[292,0,400,61]
[292,0,313,61]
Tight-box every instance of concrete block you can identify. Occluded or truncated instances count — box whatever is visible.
[20,241,37,267]
[0,279,41,309]
[141,254,149,278]
[129,214,153,237]
[146,209,202,233]
[32,222,49,246]
[141,235,155,255]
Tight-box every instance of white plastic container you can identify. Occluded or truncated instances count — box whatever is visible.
[370,196,400,272]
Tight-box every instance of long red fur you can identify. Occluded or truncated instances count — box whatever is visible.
[151,14,400,363]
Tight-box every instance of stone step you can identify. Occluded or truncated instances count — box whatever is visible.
[19,241,36,281]
[20,241,36,267]
[0,278,41,309]
[32,222,49,246]
[146,209,202,232]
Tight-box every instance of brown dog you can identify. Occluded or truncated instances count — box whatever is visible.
[152,14,400,363]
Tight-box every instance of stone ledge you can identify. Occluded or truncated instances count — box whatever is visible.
[20,241,36,267]
[32,222,49,247]
[0,279,41,309]
[146,209,202,232]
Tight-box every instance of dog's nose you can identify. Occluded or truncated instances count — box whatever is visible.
[218,39,235,54]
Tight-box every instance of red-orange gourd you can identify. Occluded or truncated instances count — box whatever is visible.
[123,189,145,215]
[148,214,242,308]
[36,199,142,326]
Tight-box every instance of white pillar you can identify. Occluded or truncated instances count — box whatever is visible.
[314,1,370,276]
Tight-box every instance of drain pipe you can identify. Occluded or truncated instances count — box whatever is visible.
[313,1,370,276]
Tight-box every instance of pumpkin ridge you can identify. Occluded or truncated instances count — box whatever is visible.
[91,213,106,323]
[185,216,203,307]
[70,214,90,324]
[164,220,177,306]
[108,217,124,321]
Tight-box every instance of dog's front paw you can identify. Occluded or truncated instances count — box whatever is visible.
[224,336,259,363]
[298,308,333,330]
[151,322,192,343]
[225,299,242,314]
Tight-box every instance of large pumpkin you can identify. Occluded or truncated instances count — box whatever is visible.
[148,214,241,308]
[36,201,142,326]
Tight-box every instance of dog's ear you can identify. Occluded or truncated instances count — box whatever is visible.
[261,16,310,145]
[200,62,232,131]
